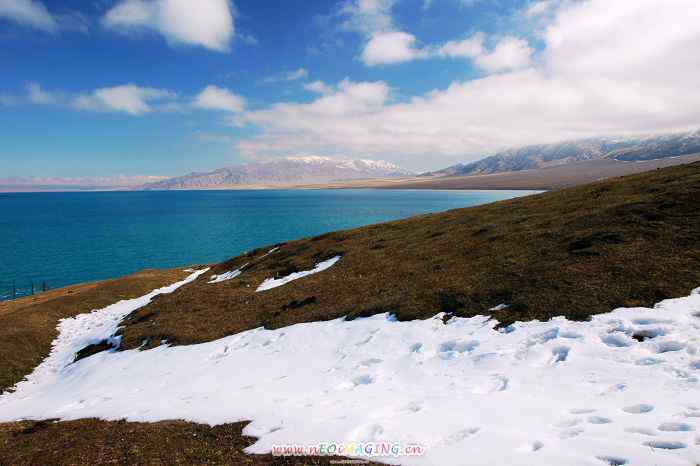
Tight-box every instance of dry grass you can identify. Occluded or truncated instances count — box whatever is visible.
[0,268,189,394]
[117,162,700,351]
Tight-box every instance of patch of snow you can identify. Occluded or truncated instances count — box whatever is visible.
[256,256,341,292]
[489,304,509,311]
[209,264,248,284]
[1,285,700,465]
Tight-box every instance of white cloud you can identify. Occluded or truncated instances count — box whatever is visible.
[0,0,57,32]
[263,68,309,84]
[304,81,334,95]
[362,31,532,71]
[361,31,429,65]
[340,0,396,36]
[234,0,700,169]
[102,0,235,52]
[474,36,534,72]
[26,82,56,104]
[73,84,176,115]
[193,85,245,113]
[437,33,484,59]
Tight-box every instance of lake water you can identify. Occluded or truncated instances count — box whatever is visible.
[0,189,538,300]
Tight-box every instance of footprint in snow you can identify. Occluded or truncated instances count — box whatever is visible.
[632,317,675,325]
[558,427,585,439]
[442,427,480,446]
[588,416,613,425]
[352,374,374,385]
[658,422,694,432]
[635,357,664,366]
[596,456,628,466]
[438,339,480,359]
[570,408,597,415]
[555,418,583,428]
[358,358,383,367]
[550,346,570,364]
[643,440,687,450]
[409,342,423,353]
[600,333,634,348]
[516,440,544,453]
[622,404,654,414]
[471,374,509,394]
[654,340,685,353]
[401,401,423,413]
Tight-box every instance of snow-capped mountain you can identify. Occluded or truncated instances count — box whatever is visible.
[139,157,413,190]
[428,130,700,177]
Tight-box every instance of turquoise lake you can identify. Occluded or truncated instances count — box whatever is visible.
[0,189,539,300]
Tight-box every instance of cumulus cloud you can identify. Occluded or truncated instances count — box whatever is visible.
[0,0,57,32]
[193,85,245,113]
[473,36,534,72]
[339,0,428,66]
[73,84,176,115]
[102,0,235,52]
[234,0,700,168]
[437,33,485,59]
[361,31,429,65]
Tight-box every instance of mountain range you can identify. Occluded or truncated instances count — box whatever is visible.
[139,156,413,190]
[427,130,700,177]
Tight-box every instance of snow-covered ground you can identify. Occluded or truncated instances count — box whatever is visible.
[257,256,341,292]
[1,280,699,466]
[208,265,247,284]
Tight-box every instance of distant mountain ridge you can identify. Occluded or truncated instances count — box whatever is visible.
[428,130,700,177]
[139,156,413,190]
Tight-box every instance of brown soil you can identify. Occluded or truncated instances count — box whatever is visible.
[116,161,700,352]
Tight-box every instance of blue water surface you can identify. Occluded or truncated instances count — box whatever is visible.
[0,189,538,299]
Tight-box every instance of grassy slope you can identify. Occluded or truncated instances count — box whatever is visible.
[0,268,189,394]
[117,161,700,351]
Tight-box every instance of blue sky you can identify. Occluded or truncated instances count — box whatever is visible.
[1,0,699,179]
